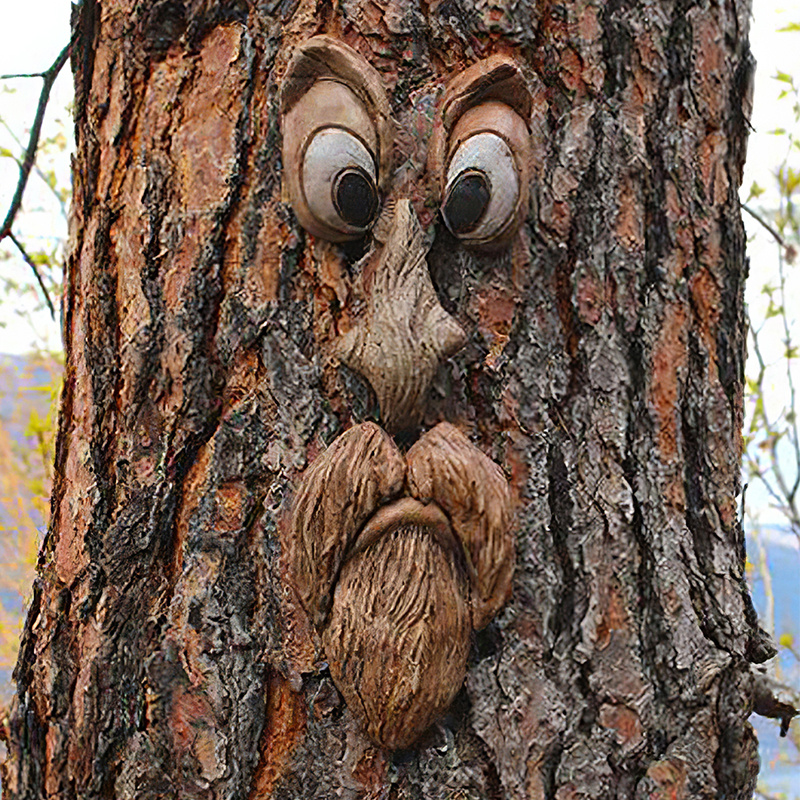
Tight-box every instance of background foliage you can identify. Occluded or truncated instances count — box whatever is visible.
[742,40,800,795]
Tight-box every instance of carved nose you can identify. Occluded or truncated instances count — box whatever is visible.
[336,200,467,432]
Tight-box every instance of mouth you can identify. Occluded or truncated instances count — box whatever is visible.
[286,420,514,749]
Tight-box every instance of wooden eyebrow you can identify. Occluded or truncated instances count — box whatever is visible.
[438,54,533,135]
[429,55,532,182]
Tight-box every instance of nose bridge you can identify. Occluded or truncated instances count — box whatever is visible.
[336,200,467,432]
[371,179,438,248]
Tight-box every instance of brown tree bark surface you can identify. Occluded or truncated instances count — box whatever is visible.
[1,1,772,798]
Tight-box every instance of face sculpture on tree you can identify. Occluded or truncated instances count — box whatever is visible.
[281,36,531,749]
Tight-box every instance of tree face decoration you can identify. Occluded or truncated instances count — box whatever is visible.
[281,37,526,748]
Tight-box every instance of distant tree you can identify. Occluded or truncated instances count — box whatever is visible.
[0,355,60,692]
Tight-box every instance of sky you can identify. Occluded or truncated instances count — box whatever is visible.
[739,3,800,533]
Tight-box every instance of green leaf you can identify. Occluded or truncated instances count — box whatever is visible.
[748,181,765,200]
[777,22,800,32]
[779,632,794,648]
[774,70,794,84]
[785,167,800,195]
[765,300,784,319]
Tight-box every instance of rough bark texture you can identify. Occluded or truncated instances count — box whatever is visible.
[1,1,772,798]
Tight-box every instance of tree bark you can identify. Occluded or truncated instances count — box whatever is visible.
[1,1,773,798]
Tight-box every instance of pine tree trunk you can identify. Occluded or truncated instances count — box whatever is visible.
[1,1,772,798]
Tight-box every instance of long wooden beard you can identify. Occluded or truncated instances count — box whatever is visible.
[323,522,471,750]
[287,421,513,748]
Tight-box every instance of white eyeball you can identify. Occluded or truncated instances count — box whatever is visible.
[302,128,380,236]
[442,132,520,243]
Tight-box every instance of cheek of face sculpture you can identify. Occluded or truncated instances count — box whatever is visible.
[281,36,526,749]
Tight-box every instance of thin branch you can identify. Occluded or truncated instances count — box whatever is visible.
[0,40,72,241]
[0,71,52,80]
[7,232,56,320]
[0,117,69,218]
[747,311,800,531]
[742,202,787,248]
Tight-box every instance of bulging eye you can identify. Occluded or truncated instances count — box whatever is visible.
[302,128,380,235]
[280,38,393,243]
[442,132,520,243]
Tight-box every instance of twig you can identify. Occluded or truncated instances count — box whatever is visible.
[742,203,787,248]
[0,117,69,218]
[0,71,53,80]
[7,232,56,320]
[0,40,72,242]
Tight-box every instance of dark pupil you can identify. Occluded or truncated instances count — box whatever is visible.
[334,168,378,228]
[442,170,491,235]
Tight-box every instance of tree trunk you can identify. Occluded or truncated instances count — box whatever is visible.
[1,1,773,798]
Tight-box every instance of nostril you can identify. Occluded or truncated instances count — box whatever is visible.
[339,235,371,266]
[393,425,421,450]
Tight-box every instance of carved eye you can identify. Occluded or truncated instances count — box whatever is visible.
[302,128,380,235]
[429,56,533,248]
[442,133,519,241]
[280,37,393,243]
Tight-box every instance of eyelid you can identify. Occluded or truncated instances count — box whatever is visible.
[447,100,529,164]
[293,80,379,157]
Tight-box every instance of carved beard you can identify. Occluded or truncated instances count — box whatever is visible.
[324,518,472,749]
[288,422,513,749]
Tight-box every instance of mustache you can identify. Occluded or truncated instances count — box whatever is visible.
[286,420,514,748]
